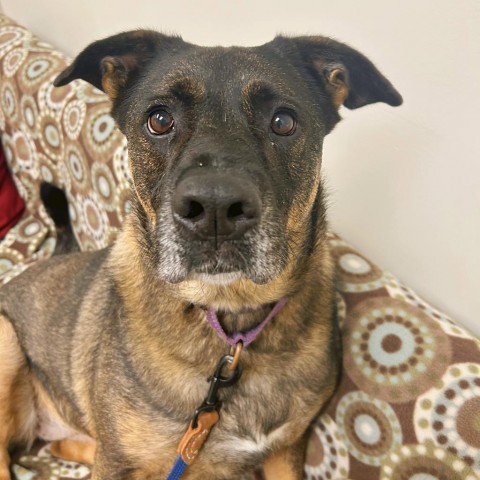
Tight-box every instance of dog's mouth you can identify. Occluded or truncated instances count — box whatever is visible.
[189,241,248,275]
[155,206,287,285]
[176,235,262,283]
[191,271,243,286]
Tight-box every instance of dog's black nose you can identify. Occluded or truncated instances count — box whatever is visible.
[172,171,261,240]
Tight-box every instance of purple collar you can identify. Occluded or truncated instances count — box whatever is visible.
[206,298,288,347]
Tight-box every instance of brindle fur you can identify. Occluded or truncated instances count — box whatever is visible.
[0,30,401,479]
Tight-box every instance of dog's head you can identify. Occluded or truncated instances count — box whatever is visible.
[55,31,401,289]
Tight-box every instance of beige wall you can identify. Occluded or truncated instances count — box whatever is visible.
[1,0,479,334]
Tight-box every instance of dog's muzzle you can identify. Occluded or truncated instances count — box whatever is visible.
[172,169,261,242]
[156,165,281,284]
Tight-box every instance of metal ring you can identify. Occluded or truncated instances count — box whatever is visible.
[227,341,243,371]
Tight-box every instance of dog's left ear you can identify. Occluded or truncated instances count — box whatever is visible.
[274,36,402,109]
[54,30,184,100]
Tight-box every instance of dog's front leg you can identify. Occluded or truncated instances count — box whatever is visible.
[50,438,96,465]
[262,432,309,480]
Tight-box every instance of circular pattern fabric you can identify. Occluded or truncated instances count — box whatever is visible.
[66,195,83,243]
[76,232,100,253]
[75,82,107,103]
[82,103,119,158]
[336,391,402,466]
[344,298,452,403]
[15,216,44,244]
[0,25,28,56]
[414,363,480,472]
[62,99,86,140]
[91,161,118,211]
[305,414,350,480]
[112,141,130,184]
[0,247,23,276]
[380,442,478,480]
[18,53,62,93]
[14,172,37,210]
[20,94,39,135]
[112,142,132,222]
[79,194,109,248]
[116,184,133,221]
[58,162,71,195]
[38,80,73,115]
[37,153,60,185]
[25,38,60,55]
[385,274,475,342]
[0,261,29,286]
[330,240,386,292]
[335,292,347,329]
[12,128,37,174]
[3,46,27,77]
[16,443,91,480]
[1,79,19,121]
[0,103,5,130]
[38,113,64,160]
[65,143,89,194]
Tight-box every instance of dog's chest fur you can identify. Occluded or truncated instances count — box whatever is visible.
[36,372,300,457]
[76,303,321,469]
[103,361,318,468]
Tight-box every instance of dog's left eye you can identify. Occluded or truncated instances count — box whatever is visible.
[147,109,174,135]
[271,111,296,136]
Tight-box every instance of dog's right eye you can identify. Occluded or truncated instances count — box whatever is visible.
[147,110,174,135]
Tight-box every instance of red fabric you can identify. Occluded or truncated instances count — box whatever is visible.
[0,145,25,238]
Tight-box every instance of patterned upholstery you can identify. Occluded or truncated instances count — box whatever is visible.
[0,15,129,287]
[1,13,479,480]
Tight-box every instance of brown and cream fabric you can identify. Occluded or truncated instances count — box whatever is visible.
[1,14,479,480]
[0,14,129,288]
[307,236,480,480]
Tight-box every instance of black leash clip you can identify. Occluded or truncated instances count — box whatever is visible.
[191,353,242,428]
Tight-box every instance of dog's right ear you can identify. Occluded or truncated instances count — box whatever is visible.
[54,30,183,100]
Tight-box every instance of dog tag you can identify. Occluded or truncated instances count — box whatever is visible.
[177,410,220,465]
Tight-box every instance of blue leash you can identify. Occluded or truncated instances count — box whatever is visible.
[165,455,188,480]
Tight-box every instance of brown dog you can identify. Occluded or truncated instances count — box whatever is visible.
[0,31,401,479]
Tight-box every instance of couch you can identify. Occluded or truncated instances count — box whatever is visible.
[1,13,479,480]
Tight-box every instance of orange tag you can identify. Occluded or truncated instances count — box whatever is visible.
[177,410,220,465]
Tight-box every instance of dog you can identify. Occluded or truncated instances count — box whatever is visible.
[0,30,402,480]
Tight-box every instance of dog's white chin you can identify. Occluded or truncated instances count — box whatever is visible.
[192,272,243,286]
